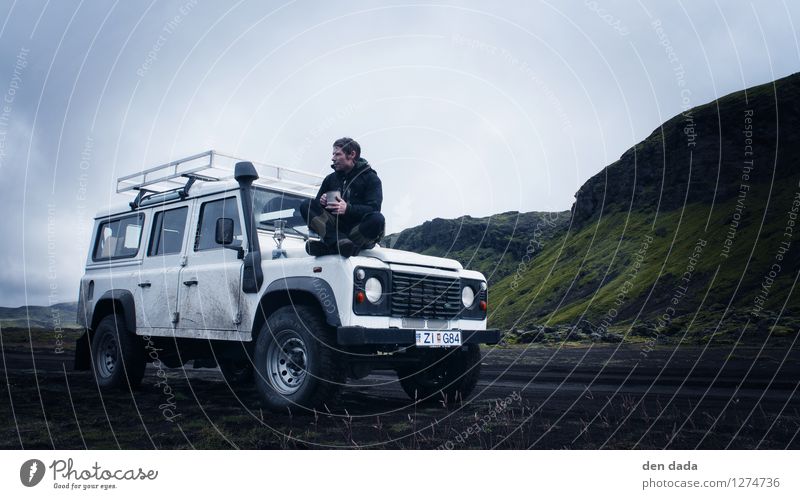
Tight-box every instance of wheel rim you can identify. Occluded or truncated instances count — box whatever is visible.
[95,333,118,379]
[265,330,308,395]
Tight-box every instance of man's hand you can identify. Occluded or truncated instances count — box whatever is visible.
[319,193,327,206]
[325,194,347,215]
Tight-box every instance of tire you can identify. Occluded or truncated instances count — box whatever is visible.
[220,359,255,386]
[397,344,481,404]
[254,305,344,413]
[90,314,145,390]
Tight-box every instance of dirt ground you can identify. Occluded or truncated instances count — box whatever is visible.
[1,329,798,449]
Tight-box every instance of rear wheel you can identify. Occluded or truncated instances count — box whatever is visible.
[90,314,145,390]
[254,305,344,413]
[397,344,481,404]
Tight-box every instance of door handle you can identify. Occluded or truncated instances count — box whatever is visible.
[137,282,151,288]
[183,279,199,286]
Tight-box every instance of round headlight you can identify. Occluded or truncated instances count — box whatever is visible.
[364,277,383,303]
[462,285,476,308]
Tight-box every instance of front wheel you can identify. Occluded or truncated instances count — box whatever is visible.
[254,305,344,413]
[90,314,145,390]
[397,344,481,404]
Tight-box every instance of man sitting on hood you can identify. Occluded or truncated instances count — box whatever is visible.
[299,137,385,257]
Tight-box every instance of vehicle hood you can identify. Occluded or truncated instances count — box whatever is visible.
[358,246,462,271]
[256,235,463,271]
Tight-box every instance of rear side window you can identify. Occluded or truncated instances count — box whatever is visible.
[93,214,145,261]
[149,207,188,256]
[194,197,243,251]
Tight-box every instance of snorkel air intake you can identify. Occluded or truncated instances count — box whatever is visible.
[235,161,263,293]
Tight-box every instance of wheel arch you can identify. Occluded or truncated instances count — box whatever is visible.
[90,289,137,334]
[251,277,341,340]
[75,290,137,372]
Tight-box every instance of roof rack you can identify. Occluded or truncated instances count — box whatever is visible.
[116,150,324,201]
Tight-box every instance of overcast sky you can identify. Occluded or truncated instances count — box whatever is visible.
[0,0,798,307]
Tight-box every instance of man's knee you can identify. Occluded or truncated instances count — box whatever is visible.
[361,212,385,239]
[365,212,385,228]
[368,212,385,223]
[300,198,325,224]
[299,199,311,223]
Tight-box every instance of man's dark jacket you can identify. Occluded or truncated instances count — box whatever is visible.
[314,157,382,231]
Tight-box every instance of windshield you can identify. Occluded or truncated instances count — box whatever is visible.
[251,187,311,233]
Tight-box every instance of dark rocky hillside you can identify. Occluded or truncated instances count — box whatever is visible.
[384,210,570,283]
[572,72,800,225]
[390,72,800,343]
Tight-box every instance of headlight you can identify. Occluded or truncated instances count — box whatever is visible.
[462,285,475,308]
[364,277,383,303]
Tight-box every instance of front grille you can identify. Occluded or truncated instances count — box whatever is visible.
[390,272,461,320]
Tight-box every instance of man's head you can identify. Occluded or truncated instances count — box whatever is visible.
[331,137,360,173]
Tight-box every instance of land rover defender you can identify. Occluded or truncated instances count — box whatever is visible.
[75,151,499,412]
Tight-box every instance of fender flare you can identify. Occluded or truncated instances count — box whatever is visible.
[263,277,341,327]
[92,289,137,333]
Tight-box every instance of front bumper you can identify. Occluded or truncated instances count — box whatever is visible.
[337,327,501,346]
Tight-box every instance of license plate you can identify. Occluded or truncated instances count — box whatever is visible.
[415,330,462,347]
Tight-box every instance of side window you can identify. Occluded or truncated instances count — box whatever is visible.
[148,206,188,256]
[194,197,243,251]
[92,214,145,260]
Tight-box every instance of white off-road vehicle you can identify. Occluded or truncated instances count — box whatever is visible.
[75,151,498,412]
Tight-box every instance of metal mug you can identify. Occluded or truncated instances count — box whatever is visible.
[326,190,341,205]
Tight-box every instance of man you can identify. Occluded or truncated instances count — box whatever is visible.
[299,137,385,257]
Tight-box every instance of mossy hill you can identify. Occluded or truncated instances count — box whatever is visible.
[384,210,571,283]
[388,73,800,342]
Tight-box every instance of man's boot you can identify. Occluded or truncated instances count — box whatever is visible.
[336,238,356,257]
[305,240,330,257]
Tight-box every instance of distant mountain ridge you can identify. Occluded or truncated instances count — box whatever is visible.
[0,302,79,329]
[384,210,570,283]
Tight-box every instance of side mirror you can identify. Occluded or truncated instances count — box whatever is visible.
[215,218,234,245]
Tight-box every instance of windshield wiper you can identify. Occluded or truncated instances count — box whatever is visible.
[284,225,309,241]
